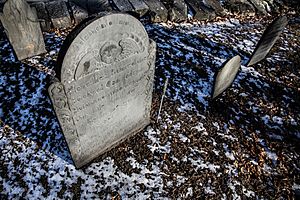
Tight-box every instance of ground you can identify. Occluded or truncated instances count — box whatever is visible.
[0,12,299,199]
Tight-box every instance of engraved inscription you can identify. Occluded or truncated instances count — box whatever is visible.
[67,56,149,134]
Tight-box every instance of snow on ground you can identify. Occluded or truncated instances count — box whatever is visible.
[0,15,299,199]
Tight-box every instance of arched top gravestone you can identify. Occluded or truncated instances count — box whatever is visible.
[0,0,46,60]
[49,13,156,168]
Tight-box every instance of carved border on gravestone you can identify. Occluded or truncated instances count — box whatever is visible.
[48,80,82,163]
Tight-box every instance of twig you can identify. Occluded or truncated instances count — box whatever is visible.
[157,77,169,123]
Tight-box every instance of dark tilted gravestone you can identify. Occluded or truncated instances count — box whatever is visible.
[212,55,241,99]
[31,2,52,31]
[46,0,72,29]
[0,0,46,60]
[128,0,149,17]
[247,16,288,66]
[247,0,267,14]
[205,0,226,16]
[70,2,88,25]
[112,0,133,12]
[185,0,216,21]
[169,0,188,22]
[144,0,168,23]
[70,0,112,15]
[49,13,156,168]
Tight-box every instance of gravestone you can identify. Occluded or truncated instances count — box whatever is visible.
[70,2,88,25]
[70,0,112,15]
[247,0,267,14]
[49,13,156,168]
[212,55,241,99]
[144,0,168,22]
[169,0,188,22]
[128,0,149,17]
[46,0,72,29]
[247,16,288,66]
[31,2,52,31]
[112,0,133,12]
[185,0,216,21]
[0,0,46,60]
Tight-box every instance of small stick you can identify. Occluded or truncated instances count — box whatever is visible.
[157,77,169,123]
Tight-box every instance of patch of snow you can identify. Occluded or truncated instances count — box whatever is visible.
[176,175,187,186]
[204,186,215,195]
[272,116,283,125]
[144,128,171,154]
[178,133,190,143]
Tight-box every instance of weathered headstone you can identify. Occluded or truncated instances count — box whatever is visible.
[128,0,149,17]
[70,2,88,25]
[112,0,133,12]
[31,2,51,31]
[0,0,46,60]
[49,13,156,168]
[46,0,72,29]
[247,0,267,14]
[212,55,241,99]
[223,0,256,16]
[169,0,188,22]
[70,0,112,15]
[247,16,288,66]
[185,0,216,21]
[144,0,168,23]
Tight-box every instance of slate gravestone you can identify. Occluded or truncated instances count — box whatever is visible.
[112,0,133,12]
[0,0,46,60]
[46,0,72,29]
[185,0,216,21]
[247,16,288,66]
[169,0,188,22]
[70,2,88,25]
[128,0,149,17]
[144,0,168,22]
[31,2,52,31]
[49,13,156,168]
[212,55,241,99]
[70,0,112,15]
